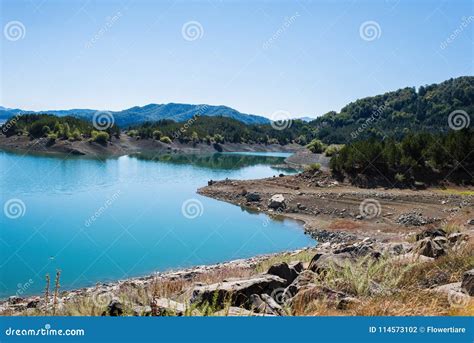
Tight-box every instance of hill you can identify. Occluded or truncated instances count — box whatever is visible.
[0,103,270,126]
[309,76,474,143]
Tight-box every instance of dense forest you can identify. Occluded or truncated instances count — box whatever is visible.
[330,129,473,186]
[1,114,120,144]
[309,76,474,143]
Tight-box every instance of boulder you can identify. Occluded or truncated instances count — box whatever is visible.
[250,294,284,316]
[26,298,41,309]
[245,192,261,202]
[106,299,123,316]
[153,298,189,316]
[414,237,446,258]
[448,232,469,245]
[132,305,152,316]
[268,194,286,210]
[267,262,301,286]
[391,253,434,264]
[291,285,347,306]
[461,269,474,296]
[415,227,446,241]
[190,274,287,308]
[308,252,352,274]
[214,307,270,316]
[282,270,318,302]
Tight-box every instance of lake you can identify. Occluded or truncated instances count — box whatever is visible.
[0,151,314,298]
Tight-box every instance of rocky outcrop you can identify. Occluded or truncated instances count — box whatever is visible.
[245,192,261,202]
[190,274,287,308]
[308,252,352,274]
[267,261,302,286]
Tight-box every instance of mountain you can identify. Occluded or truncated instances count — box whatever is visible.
[309,76,474,143]
[0,103,270,126]
[298,116,316,122]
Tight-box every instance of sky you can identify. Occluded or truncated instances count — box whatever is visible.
[1,0,473,119]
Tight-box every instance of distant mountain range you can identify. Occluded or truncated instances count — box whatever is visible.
[0,103,271,126]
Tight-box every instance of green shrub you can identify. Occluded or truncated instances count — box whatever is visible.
[305,163,321,172]
[152,130,162,140]
[160,136,172,144]
[394,173,405,183]
[307,139,327,153]
[324,144,343,157]
[91,131,109,145]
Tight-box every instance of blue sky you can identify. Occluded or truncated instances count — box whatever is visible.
[1,0,472,118]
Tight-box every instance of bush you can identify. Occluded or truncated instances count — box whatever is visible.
[305,163,321,172]
[160,136,172,144]
[394,173,405,183]
[91,131,109,145]
[46,132,58,145]
[152,130,162,140]
[213,134,224,144]
[324,144,343,157]
[307,139,327,153]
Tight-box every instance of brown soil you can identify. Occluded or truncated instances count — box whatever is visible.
[198,170,474,242]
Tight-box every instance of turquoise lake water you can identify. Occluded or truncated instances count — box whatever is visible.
[0,151,314,297]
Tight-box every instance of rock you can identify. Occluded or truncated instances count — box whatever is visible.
[26,298,41,309]
[245,192,261,202]
[8,296,22,305]
[283,270,318,302]
[153,298,188,316]
[415,227,446,241]
[337,296,361,310]
[267,262,300,286]
[268,194,286,210]
[467,219,474,225]
[397,212,430,227]
[250,294,284,316]
[391,253,434,264]
[132,305,152,316]
[191,274,287,308]
[106,299,123,316]
[308,252,352,274]
[432,282,463,295]
[291,285,347,306]
[414,181,426,190]
[461,269,474,296]
[448,232,469,245]
[208,180,214,186]
[414,237,446,258]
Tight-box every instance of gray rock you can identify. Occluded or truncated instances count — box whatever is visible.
[191,274,287,308]
[214,307,270,316]
[267,262,300,286]
[153,298,189,316]
[268,194,286,210]
[414,237,446,258]
[415,227,446,241]
[245,192,261,202]
[106,299,123,316]
[132,305,152,316]
[308,252,353,274]
[250,294,284,316]
[461,269,474,296]
[448,232,469,245]
[283,270,318,301]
